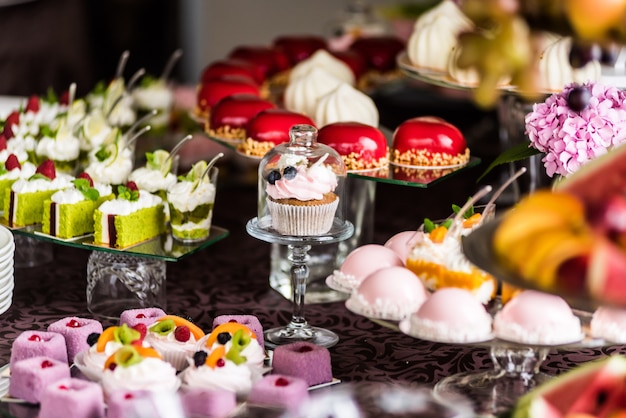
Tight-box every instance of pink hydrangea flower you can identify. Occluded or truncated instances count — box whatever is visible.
[525,82,626,177]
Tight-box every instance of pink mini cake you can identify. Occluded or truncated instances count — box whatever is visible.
[271,341,332,387]
[107,389,186,418]
[10,330,68,366]
[401,288,493,343]
[47,316,103,364]
[38,377,105,418]
[212,314,265,351]
[346,266,428,320]
[182,387,238,418]
[119,307,167,328]
[329,244,403,293]
[591,306,626,343]
[384,231,416,265]
[247,374,310,411]
[8,356,71,404]
[493,290,582,345]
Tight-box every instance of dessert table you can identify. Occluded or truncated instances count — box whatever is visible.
[0,176,625,417]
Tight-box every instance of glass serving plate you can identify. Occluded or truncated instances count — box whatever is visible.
[5,222,229,262]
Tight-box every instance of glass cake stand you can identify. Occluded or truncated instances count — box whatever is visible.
[247,216,353,348]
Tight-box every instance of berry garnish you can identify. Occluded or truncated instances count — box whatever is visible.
[86,332,100,346]
[66,319,81,328]
[36,159,56,180]
[58,385,69,390]
[0,136,7,151]
[174,325,191,342]
[267,170,281,185]
[124,393,134,400]
[567,86,591,112]
[216,358,225,368]
[25,95,40,113]
[5,111,19,128]
[135,313,147,318]
[193,350,208,367]
[298,345,313,353]
[282,166,297,180]
[60,91,70,106]
[41,360,54,368]
[108,363,117,371]
[5,154,20,171]
[228,319,238,323]
[77,172,94,187]
[217,332,231,345]
[125,181,139,192]
[28,334,42,342]
[132,323,147,340]
[275,377,290,387]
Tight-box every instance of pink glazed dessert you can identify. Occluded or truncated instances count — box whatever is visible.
[247,374,310,411]
[8,356,71,404]
[346,266,428,320]
[271,341,332,386]
[182,387,238,418]
[38,377,105,418]
[493,290,582,345]
[402,287,493,343]
[119,307,167,328]
[383,231,416,264]
[10,330,68,366]
[330,244,404,293]
[47,316,103,364]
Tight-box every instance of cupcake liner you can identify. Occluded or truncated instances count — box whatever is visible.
[160,349,193,372]
[267,198,338,236]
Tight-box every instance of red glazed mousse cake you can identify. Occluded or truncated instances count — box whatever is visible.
[273,35,328,66]
[200,59,266,85]
[349,35,405,89]
[195,75,261,119]
[228,45,291,80]
[237,108,315,157]
[391,116,470,167]
[206,94,276,142]
[317,121,389,171]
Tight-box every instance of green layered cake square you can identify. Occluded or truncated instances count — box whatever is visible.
[94,204,166,248]
[0,178,17,211]
[3,189,57,227]
[42,194,114,239]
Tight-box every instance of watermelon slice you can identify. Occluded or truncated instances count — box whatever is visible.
[512,356,626,418]
[586,238,626,306]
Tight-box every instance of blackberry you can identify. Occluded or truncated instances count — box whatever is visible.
[217,332,231,345]
[193,351,208,367]
[86,332,100,346]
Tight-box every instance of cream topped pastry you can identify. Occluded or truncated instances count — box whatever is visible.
[313,83,379,128]
[131,75,174,129]
[145,315,206,371]
[36,119,81,174]
[265,154,337,202]
[85,139,133,186]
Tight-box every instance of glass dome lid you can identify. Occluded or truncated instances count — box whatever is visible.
[257,124,347,236]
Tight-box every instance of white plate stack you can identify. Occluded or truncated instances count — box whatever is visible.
[0,226,15,315]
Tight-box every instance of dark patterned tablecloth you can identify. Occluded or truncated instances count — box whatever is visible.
[0,180,624,417]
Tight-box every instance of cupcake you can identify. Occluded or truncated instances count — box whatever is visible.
[145,315,206,371]
[260,124,344,236]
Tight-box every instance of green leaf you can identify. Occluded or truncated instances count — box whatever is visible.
[91,80,106,95]
[117,185,139,202]
[28,173,51,182]
[423,218,435,233]
[73,178,100,201]
[95,146,110,162]
[477,141,542,183]
[139,74,158,88]
[44,87,58,104]
[39,125,55,138]
[0,163,7,177]
[441,219,453,229]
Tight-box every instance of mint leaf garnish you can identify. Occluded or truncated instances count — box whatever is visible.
[95,146,110,162]
[117,185,139,202]
[0,163,7,177]
[28,173,51,182]
[73,178,100,201]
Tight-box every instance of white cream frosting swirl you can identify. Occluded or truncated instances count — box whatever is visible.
[314,83,379,127]
[537,36,601,92]
[266,163,337,201]
[284,67,344,118]
[101,357,180,395]
[129,167,177,193]
[167,180,216,212]
[289,49,355,86]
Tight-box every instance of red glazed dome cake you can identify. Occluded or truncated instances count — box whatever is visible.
[228,45,291,79]
[349,35,405,89]
[194,75,261,119]
[201,59,266,85]
[206,94,276,142]
[391,116,470,168]
[237,108,315,157]
[272,35,327,66]
[317,122,389,171]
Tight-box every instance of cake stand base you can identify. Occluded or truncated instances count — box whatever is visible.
[434,369,551,417]
[265,324,339,349]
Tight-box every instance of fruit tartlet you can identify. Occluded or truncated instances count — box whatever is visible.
[205,94,276,143]
[237,108,315,158]
[145,315,206,371]
[317,121,388,171]
[100,345,180,396]
[391,116,470,168]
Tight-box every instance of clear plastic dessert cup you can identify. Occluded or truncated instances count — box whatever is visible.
[167,166,218,243]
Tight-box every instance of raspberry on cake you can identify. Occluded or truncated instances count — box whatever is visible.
[3,159,74,227]
[206,94,276,142]
[93,182,166,248]
[145,314,206,371]
[391,116,470,168]
[317,122,389,171]
[237,109,315,158]
[42,174,114,239]
[9,356,71,404]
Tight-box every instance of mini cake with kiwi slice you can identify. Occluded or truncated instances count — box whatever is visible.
[129,149,177,202]
[93,181,166,248]
[42,172,114,239]
[84,127,134,187]
[4,160,74,227]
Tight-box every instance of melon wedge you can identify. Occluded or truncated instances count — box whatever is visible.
[587,238,626,306]
[513,356,626,418]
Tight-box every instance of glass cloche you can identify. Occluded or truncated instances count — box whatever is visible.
[257,124,348,237]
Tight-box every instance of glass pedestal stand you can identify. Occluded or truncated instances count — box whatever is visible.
[86,251,167,320]
[434,344,551,416]
[247,217,353,348]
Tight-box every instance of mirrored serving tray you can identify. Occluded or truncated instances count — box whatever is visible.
[6,222,229,262]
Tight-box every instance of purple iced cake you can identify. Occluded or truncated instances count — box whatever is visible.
[38,377,105,418]
[119,307,167,328]
[107,389,186,418]
[8,356,71,404]
[182,387,238,418]
[47,316,103,364]
[212,314,265,350]
[271,341,332,386]
[10,330,68,366]
[246,374,309,411]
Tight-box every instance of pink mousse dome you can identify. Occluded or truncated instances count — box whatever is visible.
[347,266,427,320]
[383,231,416,264]
[336,244,403,290]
